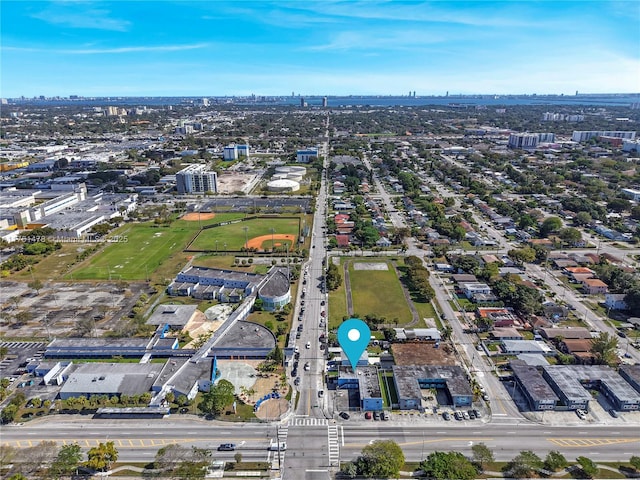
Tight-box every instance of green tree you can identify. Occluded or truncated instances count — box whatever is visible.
[266,345,283,365]
[540,216,563,237]
[27,279,43,295]
[590,332,618,366]
[576,456,598,478]
[544,450,568,471]
[575,211,592,226]
[506,450,543,479]
[326,263,343,291]
[198,379,235,416]
[507,247,536,265]
[1,404,18,424]
[234,452,242,464]
[354,439,405,479]
[49,444,83,478]
[629,455,640,471]
[341,461,357,478]
[421,451,478,480]
[85,441,118,472]
[557,227,582,245]
[471,442,494,471]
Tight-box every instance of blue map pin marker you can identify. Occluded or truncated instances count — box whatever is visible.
[337,318,370,371]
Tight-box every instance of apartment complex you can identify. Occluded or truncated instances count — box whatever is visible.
[176,164,218,194]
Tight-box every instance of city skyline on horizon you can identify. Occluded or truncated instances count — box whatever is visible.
[1,1,639,98]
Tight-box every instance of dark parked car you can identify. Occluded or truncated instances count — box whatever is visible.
[381,411,389,421]
[468,410,476,419]
[217,443,236,451]
[294,377,300,386]
[442,412,451,421]
[373,411,380,420]
[339,412,350,420]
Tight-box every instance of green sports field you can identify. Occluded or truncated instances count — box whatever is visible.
[188,216,302,251]
[348,259,412,324]
[68,215,242,281]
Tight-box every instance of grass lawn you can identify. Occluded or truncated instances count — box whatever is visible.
[188,215,302,252]
[67,220,211,281]
[413,300,438,328]
[348,259,412,324]
[11,242,86,281]
[65,214,248,281]
[328,259,348,329]
[377,371,390,408]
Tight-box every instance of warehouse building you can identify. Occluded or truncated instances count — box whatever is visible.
[393,365,473,410]
[511,363,559,410]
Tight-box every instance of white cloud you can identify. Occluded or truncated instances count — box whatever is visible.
[31,7,131,31]
[3,43,210,55]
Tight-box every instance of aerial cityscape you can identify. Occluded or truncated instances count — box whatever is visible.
[1,1,640,480]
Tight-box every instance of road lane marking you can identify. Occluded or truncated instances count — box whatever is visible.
[548,438,640,448]
[345,438,494,449]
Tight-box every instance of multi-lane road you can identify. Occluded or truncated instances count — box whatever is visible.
[3,417,639,465]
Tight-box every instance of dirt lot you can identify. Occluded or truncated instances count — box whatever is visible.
[0,281,149,339]
[391,342,458,366]
[216,173,255,194]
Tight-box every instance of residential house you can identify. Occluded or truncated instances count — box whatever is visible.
[605,293,628,311]
[582,278,608,295]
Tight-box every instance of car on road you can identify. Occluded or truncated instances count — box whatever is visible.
[442,412,451,421]
[294,377,300,386]
[291,369,297,377]
[321,300,325,305]
[217,443,236,451]
[339,412,350,420]
[304,362,310,371]
[320,310,326,317]
[268,442,287,451]
[482,393,490,401]
[318,390,324,398]
[294,346,299,353]
[305,341,311,349]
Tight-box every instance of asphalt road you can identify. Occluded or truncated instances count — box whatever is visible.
[3,417,638,466]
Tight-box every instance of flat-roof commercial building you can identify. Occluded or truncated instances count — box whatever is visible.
[146,304,198,327]
[511,363,559,411]
[542,365,640,411]
[393,365,473,410]
[59,363,162,400]
[337,366,384,411]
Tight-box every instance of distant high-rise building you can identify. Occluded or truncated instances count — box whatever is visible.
[322,96,328,108]
[300,97,306,107]
[223,145,238,161]
[176,164,218,194]
[296,148,319,163]
[572,131,636,142]
[201,98,210,107]
[508,133,539,149]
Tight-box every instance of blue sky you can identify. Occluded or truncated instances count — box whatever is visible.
[1,1,639,97]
